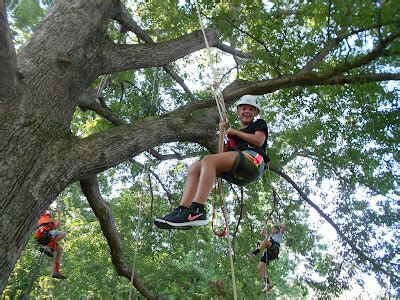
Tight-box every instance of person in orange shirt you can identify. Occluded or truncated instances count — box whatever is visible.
[36,208,67,279]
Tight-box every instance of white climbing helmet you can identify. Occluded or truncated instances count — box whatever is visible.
[237,95,261,114]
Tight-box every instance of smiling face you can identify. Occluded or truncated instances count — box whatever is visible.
[237,104,258,126]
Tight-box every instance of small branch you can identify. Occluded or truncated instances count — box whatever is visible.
[222,19,281,76]
[323,32,400,78]
[78,90,124,126]
[214,41,252,59]
[299,25,399,75]
[322,73,400,85]
[327,0,332,40]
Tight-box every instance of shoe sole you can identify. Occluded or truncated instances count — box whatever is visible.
[165,219,208,227]
[154,218,191,230]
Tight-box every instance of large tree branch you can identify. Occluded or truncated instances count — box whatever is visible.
[69,67,399,182]
[0,1,17,102]
[147,149,201,161]
[222,72,400,97]
[102,29,221,74]
[80,177,167,300]
[269,165,398,279]
[67,106,218,181]
[322,32,400,78]
[115,5,251,96]
[113,5,194,97]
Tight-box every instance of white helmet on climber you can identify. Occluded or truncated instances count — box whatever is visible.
[237,95,261,114]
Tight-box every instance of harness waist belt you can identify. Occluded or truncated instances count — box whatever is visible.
[243,152,263,167]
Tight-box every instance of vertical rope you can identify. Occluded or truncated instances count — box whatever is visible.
[128,164,147,300]
[194,0,227,122]
[194,2,237,299]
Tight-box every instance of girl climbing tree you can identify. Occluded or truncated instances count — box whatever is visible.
[154,95,269,229]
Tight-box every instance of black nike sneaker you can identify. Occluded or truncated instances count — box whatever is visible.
[165,206,208,227]
[154,206,191,230]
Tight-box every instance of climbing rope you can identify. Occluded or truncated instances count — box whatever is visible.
[194,0,227,122]
[194,1,237,299]
[128,164,147,300]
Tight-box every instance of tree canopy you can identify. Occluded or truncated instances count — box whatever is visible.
[1,0,399,298]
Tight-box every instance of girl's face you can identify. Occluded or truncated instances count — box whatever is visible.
[237,104,258,125]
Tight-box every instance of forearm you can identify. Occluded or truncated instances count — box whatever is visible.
[229,129,265,147]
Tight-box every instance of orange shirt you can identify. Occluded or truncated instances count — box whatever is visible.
[38,214,56,230]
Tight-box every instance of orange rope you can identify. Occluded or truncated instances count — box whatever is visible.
[212,178,227,237]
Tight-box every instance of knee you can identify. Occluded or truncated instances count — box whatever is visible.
[188,161,201,176]
[201,154,215,167]
[56,244,63,253]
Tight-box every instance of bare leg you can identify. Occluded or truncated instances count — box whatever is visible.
[192,152,238,205]
[53,232,66,244]
[54,243,63,265]
[258,239,272,252]
[257,261,268,284]
[179,161,202,207]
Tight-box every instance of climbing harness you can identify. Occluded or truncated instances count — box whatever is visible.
[194,1,237,299]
